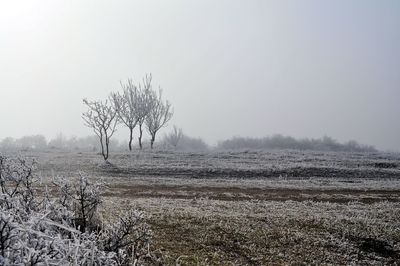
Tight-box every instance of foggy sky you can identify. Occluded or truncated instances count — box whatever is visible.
[1,0,399,150]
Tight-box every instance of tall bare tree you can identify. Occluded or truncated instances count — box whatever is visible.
[145,88,173,149]
[136,74,153,150]
[110,80,140,151]
[82,99,118,160]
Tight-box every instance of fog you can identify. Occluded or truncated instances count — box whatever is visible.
[0,0,399,151]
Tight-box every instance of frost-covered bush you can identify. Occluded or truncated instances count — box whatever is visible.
[0,156,151,265]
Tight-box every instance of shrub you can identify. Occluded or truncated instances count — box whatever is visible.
[0,155,151,265]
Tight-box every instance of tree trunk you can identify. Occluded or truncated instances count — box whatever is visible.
[105,134,109,161]
[138,125,143,150]
[150,134,155,149]
[99,134,106,161]
[129,127,133,151]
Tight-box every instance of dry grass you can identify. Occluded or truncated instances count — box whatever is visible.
[103,197,400,265]
[5,149,400,265]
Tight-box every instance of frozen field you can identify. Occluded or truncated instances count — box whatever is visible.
[9,149,400,265]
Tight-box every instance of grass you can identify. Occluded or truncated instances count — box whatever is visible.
[3,148,400,265]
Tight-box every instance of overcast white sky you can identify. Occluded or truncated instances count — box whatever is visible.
[0,0,399,150]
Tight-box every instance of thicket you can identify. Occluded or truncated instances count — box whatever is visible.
[0,156,152,265]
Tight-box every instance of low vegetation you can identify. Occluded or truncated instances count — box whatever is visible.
[0,156,152,265]
[217,135,377,153]
[1,148,399,265]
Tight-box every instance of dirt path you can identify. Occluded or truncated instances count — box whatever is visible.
[104,184,400,203]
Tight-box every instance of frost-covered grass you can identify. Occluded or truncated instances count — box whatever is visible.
[8,149,400,190]
[2,149,400,265]
[104,197,400,265]
[8,148,400,176]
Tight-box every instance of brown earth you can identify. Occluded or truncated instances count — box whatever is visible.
[104,184,400,203]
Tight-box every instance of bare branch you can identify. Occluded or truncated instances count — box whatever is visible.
[145,87,174,149]
[82,99,118,160]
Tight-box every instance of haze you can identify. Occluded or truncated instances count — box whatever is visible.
[0,0,399,150]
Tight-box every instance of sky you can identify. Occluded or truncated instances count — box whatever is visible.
[0,0,399,150]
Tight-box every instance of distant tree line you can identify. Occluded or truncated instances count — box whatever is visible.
[0,133,378,153]
[0,132,209,153]
[0,134,120,152]
[0,135,48,150]
[216,135,377,153]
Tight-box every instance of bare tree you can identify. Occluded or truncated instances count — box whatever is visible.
[145,88,173,149]
[110,80,140,151]
[136,74,154,150]
[165,125,183,149]
[82,99,118,160]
